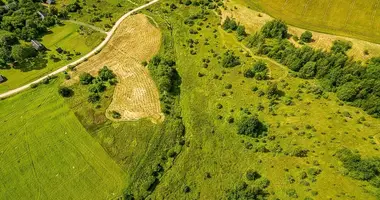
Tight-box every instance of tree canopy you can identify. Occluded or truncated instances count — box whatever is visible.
[237,116,267,138]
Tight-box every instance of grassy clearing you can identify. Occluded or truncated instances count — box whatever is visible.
[139,3,380,199]
[0,78,126,199]
[0,22,104,93]
[222,1,380,61]
[234,0,380,44]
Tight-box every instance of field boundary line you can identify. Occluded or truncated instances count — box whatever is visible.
[0,0,159,99]
[65,20,107,34]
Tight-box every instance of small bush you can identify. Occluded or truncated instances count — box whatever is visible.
[58,87,73,97]
[246,170,261,181]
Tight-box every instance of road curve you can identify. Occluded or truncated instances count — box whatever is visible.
[0,0,159,99]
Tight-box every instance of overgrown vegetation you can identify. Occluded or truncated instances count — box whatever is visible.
[336,148,380,189]
[246,19,380,117]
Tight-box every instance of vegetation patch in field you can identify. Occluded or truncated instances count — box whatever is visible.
[66,14,162,122]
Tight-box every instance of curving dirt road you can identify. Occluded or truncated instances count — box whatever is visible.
[0,0,159,99]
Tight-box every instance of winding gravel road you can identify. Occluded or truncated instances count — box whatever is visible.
[0,0,159,99]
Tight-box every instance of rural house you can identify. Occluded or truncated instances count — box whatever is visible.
[0,75,5,83]
[46,0,55,4]
[31,40,46,51]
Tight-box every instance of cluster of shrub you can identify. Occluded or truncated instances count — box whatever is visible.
[336,148,380,189]
[226,170,270,199]
[78,66,116,104]
[179,0,223,9]
[222,17,246,41]
[244,60,268,80]
[246,19,380,117]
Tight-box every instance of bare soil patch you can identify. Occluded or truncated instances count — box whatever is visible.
[66,14,163,123]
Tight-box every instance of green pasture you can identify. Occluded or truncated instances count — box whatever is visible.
[0,79,126,199]
[235,0,380,44]
[0,22,104,94]
[142,4,380,199]
[58,0,145,30]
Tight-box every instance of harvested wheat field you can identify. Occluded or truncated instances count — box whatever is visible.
[67,14,163,122]
[223,2,380,60]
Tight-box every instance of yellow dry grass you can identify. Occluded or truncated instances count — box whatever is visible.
[222,2,380,61]
[66,14,163,123]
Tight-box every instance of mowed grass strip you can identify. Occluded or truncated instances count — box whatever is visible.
[235,0,380,44]
[0,79,126,199]
[0,23,104,94]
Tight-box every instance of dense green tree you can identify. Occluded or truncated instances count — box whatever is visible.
[267,83,279,98]
[331,40,352,54]
[336,82,358,102]
[98,66,116,81]
[236,25,246,37]
[300,31,313,43]
[222,50,240,68]
[79,72,94,85]
[299,61,316,78]
[260,19,288,39]
[222,17,237,31]
[58,87,73,97]
[237,116,267,138]
[88,93,100,103]
[11,44,37,63]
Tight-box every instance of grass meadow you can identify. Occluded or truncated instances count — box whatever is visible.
[0,79,126,199]
[1,0,380,199]
[57,0,146,30]
[0,22,104,93]
[235,0,380,44]
[140,3,380,199]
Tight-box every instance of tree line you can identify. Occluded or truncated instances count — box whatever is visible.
[245,19,380,117]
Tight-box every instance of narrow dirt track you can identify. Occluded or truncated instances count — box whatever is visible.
[0,0,159,99]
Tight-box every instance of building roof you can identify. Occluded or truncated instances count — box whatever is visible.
[47,0,55,4]
[31,40,45,50]
[0,75,4,82]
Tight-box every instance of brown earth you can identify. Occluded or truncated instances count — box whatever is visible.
[66,14,163,123]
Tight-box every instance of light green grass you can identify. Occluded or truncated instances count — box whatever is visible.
[0,79,126,199]
[58,0,145,30]
[0,23,104,94]
[234,0,380,44]
[142,4,380,199]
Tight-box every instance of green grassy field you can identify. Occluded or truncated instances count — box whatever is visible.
[2,1,380,199]
[57,0,145,30]
[0,23,104,94]
[235,0,380,44]
[0,79,126,199]
[140,3,380,199]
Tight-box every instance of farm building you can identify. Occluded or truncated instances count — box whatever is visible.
[31,40,46,51]
[0,75,5,83]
